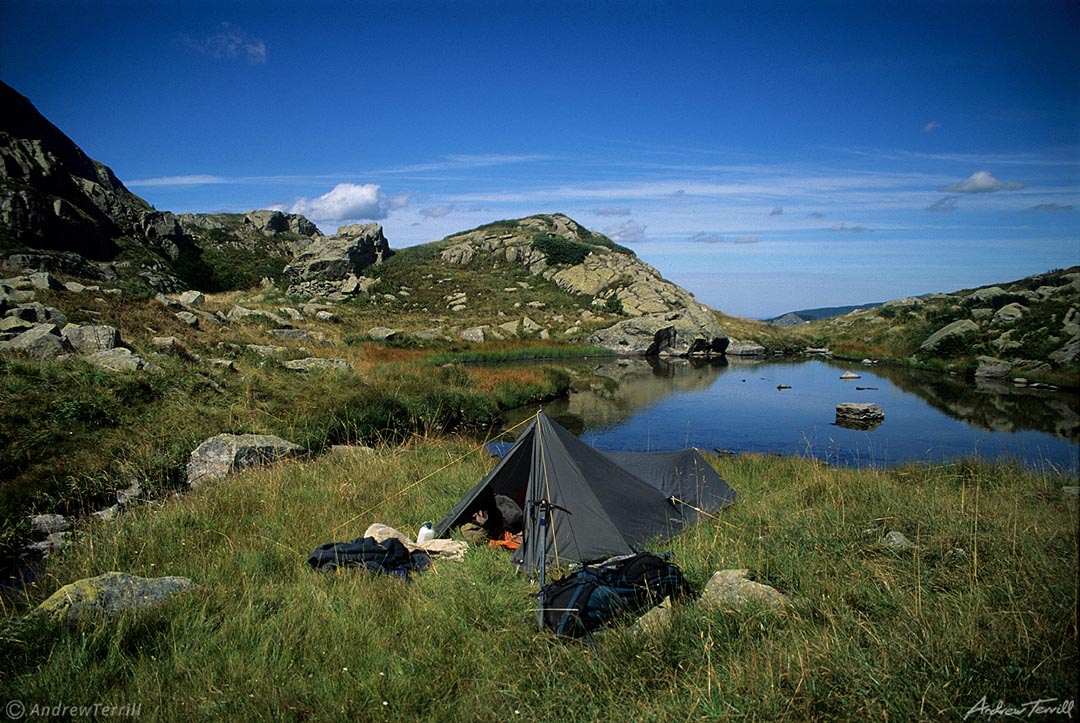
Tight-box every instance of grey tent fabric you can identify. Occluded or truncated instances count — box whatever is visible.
[435,412,736,575]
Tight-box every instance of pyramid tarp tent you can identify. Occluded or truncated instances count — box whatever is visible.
[435,412,736,575]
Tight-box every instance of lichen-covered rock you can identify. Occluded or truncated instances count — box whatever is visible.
[700,569,791,612]
[35,572,195,621]
[178,290,205,306]
[367,327,403,342]
[62,324,121,354]
[992,302,1027,326]
[283,357,350,372]
[85,347,152,372]
[186,433,307,486]
[245,343,289,358]
[974,356,1012,379]
[5,323,73,359]
[726,340,766,356]
[965,286,1009,306]
[9,301,67,326]
[460,326,487,343]
[919,319,980,353]
[29,513,71,534]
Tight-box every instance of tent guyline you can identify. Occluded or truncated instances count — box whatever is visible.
[332,413,537,536]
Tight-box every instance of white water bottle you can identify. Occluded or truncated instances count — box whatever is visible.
[417,521,435,543]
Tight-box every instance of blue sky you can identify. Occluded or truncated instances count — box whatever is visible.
[2,1,1077,318]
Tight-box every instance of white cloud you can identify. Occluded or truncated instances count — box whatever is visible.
[180,24,268,65]
[926,196,959,213]
[943,170,1024,193]
[604,221,649,244]
[922,121,942,133]
[288,183,390,222]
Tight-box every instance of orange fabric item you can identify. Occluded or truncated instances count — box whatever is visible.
[489,531,522,551]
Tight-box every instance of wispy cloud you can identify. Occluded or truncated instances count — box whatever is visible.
[420,205,454,218]
[830,223,870,233]
[380,153,550,174]
[942,170,1025,193]
[127,175,227,187]
[288,183,392,222]
[769,206,784,216]
[807,211,825,219]
[180,23,268,65]
[926,196,959,213]
[687,232,759,244]
[594,207,631,217]
[1024,202,1073,213]
[604,220,649,244]
[922,121,942,133]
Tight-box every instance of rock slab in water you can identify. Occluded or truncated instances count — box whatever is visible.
[36,572,195,620]
[835,402,884,430]
[186,433,307,486]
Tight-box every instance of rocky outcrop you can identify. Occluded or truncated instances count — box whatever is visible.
[185,433,308,487]
[586,315,728,356]
[1,81,193,263]
[283,223,392,288]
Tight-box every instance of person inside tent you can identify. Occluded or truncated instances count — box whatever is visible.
[461,491,523,550]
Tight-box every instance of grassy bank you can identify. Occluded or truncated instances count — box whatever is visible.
[0,320,574,557]
[2,443,1075,722]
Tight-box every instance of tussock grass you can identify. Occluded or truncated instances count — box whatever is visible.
[2,445,1075,722]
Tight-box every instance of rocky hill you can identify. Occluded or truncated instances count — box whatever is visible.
[396,215,730,354]
[815,268,1080,377]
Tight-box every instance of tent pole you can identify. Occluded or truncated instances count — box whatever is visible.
[536,499,548,629]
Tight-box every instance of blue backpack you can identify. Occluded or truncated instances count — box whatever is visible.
[538,552,691,638]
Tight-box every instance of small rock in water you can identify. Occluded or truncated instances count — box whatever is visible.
[835,402,884,430]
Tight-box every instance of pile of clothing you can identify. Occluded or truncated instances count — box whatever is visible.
[306,523,469,580]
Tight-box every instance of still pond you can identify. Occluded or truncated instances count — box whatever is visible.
[503,357,1079,473]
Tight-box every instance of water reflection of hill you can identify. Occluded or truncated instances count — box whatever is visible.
[503,356,1078,449]
[506,357,731,435]
[870,365,1080,443]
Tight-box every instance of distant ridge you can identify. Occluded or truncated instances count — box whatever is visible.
[767,302,884,325]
